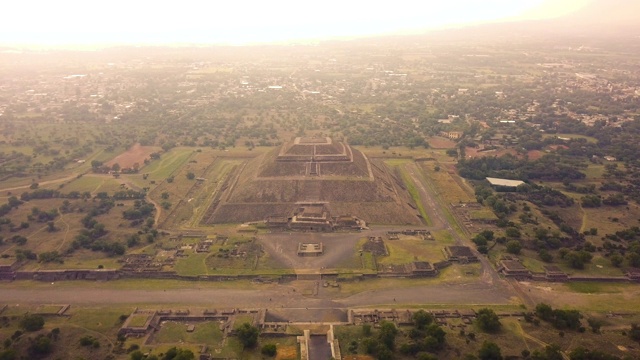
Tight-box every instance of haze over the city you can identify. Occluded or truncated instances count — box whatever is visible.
[0,0,616,47]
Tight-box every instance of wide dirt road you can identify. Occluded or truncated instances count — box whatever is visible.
[0,280,513,308]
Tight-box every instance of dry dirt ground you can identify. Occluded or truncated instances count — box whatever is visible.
[427,137,457,149]
[106,143,160,169]
[258,232,363,270]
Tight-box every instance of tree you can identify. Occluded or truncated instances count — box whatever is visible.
[162,347,194,360]
[535,303,554,321]
[261,344,277,356]
[46,221,57,232]
[112,163,120,172]
[532,344,563,360]
[587,318,603,333]
[505,227,521,238]
[20,314,44,332]
[378,321,398,350]
[236,323,259,349]
[478,340,502,360]
[413,309,434,330]
[476,308,501,333]
[91,160,103,169]
[538,249,553,263]
[29,335,52,355]
[609,253,624,267]
[506,240,522,254]
[186,172,195,180]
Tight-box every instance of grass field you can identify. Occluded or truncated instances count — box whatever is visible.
[174,253,209,276]
[377,236,448,265]
[525,281,640,312]
[418,161,475,204]
[58,174,124,194]
[153,321,223,344]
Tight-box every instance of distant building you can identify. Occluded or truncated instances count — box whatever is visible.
[440,131,463,140]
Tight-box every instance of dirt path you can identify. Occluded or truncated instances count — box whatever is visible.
[0,173,79,193]
[55,207,72,252]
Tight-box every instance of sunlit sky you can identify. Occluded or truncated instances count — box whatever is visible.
[1,0,592,46]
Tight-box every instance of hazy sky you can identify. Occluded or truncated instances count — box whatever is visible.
[1,0,592,46]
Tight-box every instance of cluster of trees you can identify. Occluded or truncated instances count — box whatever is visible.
[69,199,124,256]
[28,207,58,223]
[534,303,583,331]
[558,248,594,269]
[458,154,586,182]
[0,196,23,217]
[122,199,155,222]
[362,321,399,360]
[398,311,447,357]
[0,315,63,359]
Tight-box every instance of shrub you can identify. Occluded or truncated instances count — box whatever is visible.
[261,344,277,356]
[20,314,44,332]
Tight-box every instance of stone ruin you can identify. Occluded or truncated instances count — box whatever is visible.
[266,203,364,232]
[297,242,324,257]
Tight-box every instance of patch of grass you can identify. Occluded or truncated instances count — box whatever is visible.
[128,314,152,327]
[583,164,605,179]
[382,158,412,166]
[153,321,223,344]
[470,208,499,221]
[233,315,255,329]
[35,305,64,314]
[66,306,135,333]
[60,175,123,194]
[565,282,624,294]
[378,238,446,265]
[174,253,210,276]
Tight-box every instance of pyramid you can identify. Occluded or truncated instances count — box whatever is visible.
[201,137,422,228]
